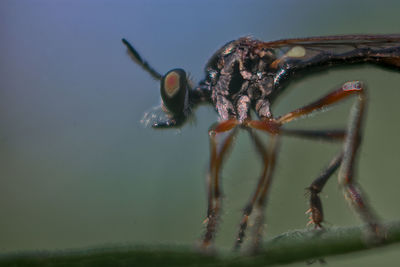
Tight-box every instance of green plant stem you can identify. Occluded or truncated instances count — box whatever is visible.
[1,221,400,267]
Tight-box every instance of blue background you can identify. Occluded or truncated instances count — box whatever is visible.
[1,1,400,266]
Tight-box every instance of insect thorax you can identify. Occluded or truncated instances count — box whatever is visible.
[202,37,279,120]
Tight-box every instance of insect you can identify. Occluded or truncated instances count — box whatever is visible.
[122,34,400,250]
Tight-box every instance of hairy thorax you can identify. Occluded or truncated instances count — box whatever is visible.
[203,37,278,121]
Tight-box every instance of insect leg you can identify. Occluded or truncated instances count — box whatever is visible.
[277,81,364,124]
[277,81,381,239]
[338,88,382,239]
[234,129,273,250]
[203,119,239,249]
[250,133,280,251]
[307,152,343,228]
[280,129,345,227]
[281,128,346,141]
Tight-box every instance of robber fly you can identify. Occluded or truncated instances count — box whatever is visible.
[122,34,400,250]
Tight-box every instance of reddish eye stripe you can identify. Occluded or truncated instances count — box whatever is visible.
[164,71,180,97]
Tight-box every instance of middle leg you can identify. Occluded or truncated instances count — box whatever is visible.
[281,129,346,228]
[234,130,280,251]
[307,152,343,228]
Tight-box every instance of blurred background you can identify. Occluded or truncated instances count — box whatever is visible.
[1,0,399,266]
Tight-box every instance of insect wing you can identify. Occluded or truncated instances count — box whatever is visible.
[257,35,400,72]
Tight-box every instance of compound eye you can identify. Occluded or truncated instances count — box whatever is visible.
[160,69,188,115]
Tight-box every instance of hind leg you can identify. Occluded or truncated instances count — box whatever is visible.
[254,81,382,238]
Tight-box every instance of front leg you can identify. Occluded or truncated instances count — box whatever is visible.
[202,119,239,249]
[152,116,185,128]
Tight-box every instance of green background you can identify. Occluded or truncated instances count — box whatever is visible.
[1,0,399,266]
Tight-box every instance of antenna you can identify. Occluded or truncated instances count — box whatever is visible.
[122,38,163,81]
